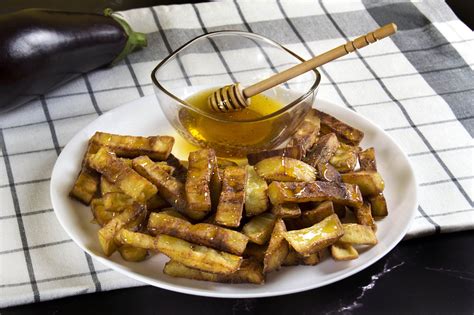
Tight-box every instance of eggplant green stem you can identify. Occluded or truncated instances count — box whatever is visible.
[104,8,147,65]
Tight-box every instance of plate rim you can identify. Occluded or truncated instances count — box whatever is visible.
[50,95,418,298]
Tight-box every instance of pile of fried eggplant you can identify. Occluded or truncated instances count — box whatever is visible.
[70,109,388,285]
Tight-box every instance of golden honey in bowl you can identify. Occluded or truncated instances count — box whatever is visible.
[179,88,289,157]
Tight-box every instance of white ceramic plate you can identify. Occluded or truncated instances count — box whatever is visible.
[50,95,417,298]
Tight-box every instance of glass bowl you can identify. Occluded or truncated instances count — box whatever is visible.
[151,31,321,157]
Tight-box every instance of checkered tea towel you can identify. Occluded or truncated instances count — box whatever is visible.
[0,0,472,308]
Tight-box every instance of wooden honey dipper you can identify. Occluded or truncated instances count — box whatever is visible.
[208,23,397,112]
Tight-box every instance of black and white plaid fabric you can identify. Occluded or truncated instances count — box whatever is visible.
[0,0,472,307]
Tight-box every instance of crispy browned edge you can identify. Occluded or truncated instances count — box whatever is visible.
[283,249,321,266]
[329,143,359,173]
[271,203,302,219]
[88,147,158,203]
[97,202,145,256]
[90,132,174,160]
[354,201,376,230]
[157,234,243,274]
[215,166,247,227]
[254,156,316,182]
[91,199,115,226]
[263,218,289,273]
[340,170,385,196]
[268,181,363,208]
[69,168,101,205]
[185,149,216,219]
[132,155,187,213]
[357,149,388,217]
[288,108,321,151]
[316,162,342,183]
[304,133,339,167]
[147,212,248,255]
[358,147,377,171]
[247,146,304,165]
[163,259,264,284]
[118,231,243,274]
[315,109,364,146]
[69,142,101,205]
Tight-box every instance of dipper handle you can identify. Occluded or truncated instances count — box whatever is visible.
[243,23,397,98]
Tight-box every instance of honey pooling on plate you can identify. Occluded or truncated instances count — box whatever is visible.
[179,88,287,157]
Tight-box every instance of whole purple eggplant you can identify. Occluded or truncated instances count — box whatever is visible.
[0,8,147,113]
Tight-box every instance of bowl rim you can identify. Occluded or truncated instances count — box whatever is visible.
[151,30,321,123]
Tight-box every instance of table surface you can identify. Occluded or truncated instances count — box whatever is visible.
[1,1,473,314]
[2,231,473,314]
